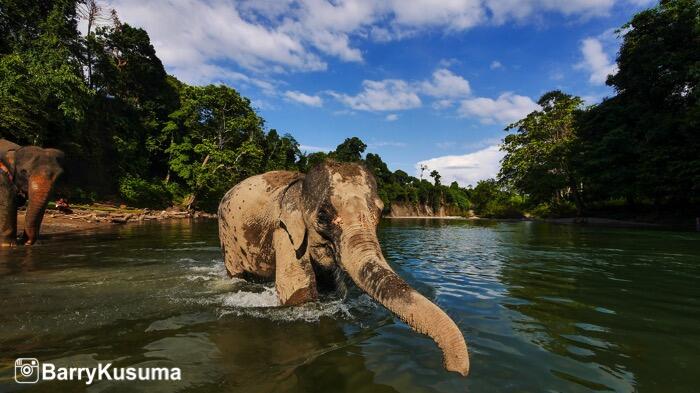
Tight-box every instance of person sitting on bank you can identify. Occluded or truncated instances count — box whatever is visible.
[56,198,73,214]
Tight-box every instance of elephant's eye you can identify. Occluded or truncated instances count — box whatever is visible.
[317,205,333,225]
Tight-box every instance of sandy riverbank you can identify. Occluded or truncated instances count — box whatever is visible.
[20,207,689,241]
[384,216,468,220]
[17,205,217,237]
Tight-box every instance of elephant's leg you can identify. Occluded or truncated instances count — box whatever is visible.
[273,227,317,306]
[221,239,246,278]
[0,175,17,246]
[219,215,246,278]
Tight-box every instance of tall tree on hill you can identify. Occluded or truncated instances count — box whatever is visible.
[592,0,700,207]
[333,137,367,162]
[0,0,87,145]
[430,170,441,187]
[263,129,301,172]
[164,84,266,210]
[499,91,585,213]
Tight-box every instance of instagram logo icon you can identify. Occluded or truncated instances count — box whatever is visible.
[14,358,40,384]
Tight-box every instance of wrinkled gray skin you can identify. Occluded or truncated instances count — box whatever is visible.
[0,139,64,246]
[218,161,470,375]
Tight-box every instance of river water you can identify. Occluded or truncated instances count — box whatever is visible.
[0,219,698,392]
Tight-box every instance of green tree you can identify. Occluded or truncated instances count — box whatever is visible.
[0,0,88,145]
[262,129,301,171]
[365,153,393,208]
[576,96,640,206]
[164,84,265,209]
[332,137,366,162]
[299,151,328,172]
[430,170,441,186]
[365,153,391,183]
[500,91,585,213]
[393,170,410,186]
[602,0,700,206]
[469,179,524,218]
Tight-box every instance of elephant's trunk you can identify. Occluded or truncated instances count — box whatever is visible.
[24,174,53,245]
[337,224,470,376]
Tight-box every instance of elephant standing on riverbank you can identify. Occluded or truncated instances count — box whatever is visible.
[218,161,470,376]
[0,139,64,246]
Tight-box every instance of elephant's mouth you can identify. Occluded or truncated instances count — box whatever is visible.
[331,264,350,299]
[309,259,349,298]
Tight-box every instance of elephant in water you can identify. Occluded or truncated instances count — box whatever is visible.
[218,161,469,376]
[0,139,64,246]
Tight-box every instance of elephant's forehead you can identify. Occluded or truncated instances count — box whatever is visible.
[330,171,368,187]
[330,172,371,198]
[329,173,378,223]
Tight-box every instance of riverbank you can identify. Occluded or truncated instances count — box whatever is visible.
[385,216,466,220]
[385,214,699,230]
[19,204,217,236]
[24,206,695,239]
[541,216,660,228]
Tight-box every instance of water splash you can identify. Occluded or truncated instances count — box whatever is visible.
[179,258,378,322]
[220,286,279,308]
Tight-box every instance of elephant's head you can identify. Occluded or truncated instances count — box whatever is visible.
[282,161,470,375]
[3,146,64,245]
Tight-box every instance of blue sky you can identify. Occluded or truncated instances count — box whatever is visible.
[102,0,654,185]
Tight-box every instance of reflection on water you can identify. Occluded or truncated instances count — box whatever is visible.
[0,219,699,392]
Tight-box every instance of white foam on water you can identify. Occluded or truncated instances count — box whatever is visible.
[187,275,215,282]
[185,258,229,282]
[218,293,379,322]
[220,286,280,308]
[179,258,380,322]
[219,298,350,322]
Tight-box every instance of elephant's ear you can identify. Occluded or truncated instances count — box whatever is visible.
[280,208,306,251]
[279,180,307,251]
[45,148,65,164]
[2,149,16,169]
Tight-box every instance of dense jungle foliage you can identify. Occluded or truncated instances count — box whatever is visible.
[0,0,698,219]
[499,0,700,219]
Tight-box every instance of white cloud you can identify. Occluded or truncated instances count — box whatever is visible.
[420,68,471,98]
[299,144,331,152]
[578,37,618,85]
[416,145,505,187]
[369,141,406,148]
[490,60,503,70]
[105,0,325,80]
[284,90,323,107]
[332,109,356,116]
[389,0,485,30]
[438,58,461,68]
[433,99,455,110]
[485,0,616,24]
[458,93,539,124]
[550,70,565,81]
[103,0,635,84]
[334,68,474,112]
[330,79,421,111]
[625,0,656,6]
[385,113,399,121]
[581,94,607,105]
